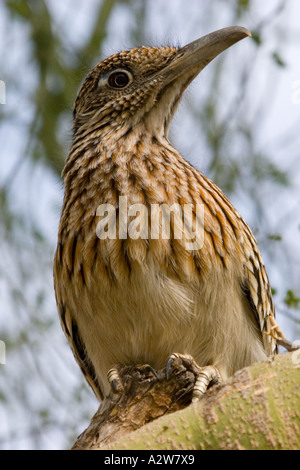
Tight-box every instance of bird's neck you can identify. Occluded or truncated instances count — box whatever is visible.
[63,123,182,192]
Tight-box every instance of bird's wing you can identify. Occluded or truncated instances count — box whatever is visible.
[241,224,285,355]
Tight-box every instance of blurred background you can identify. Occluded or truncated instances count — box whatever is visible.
[0,0,299,450]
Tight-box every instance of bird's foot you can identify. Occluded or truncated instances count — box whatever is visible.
[107,364,158,395]
[166,353,221,402]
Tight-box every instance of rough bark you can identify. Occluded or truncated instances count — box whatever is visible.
[72,351,300,450]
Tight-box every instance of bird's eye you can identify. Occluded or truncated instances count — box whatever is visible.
[107,70,132,89]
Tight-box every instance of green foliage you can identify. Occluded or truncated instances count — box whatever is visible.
[272,51,286,68]
[236,0,251,18]
[250,30,262,46]
[4,0,119,175]
[284,290,300,309]
[267,234,282,241]
[252,153,289,185]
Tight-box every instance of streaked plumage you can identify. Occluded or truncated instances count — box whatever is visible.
[53,27,284,401]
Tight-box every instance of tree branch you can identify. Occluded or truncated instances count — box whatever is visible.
[72,352,300,450]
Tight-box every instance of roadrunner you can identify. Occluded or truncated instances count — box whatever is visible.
[54,27,285,401]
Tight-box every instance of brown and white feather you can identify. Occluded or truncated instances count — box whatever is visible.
[53,40,284,400]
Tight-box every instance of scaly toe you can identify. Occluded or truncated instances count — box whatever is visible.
[107,367,124,394]
[165,352,200,380]
[192,365,221,402]
[165,353,221,402]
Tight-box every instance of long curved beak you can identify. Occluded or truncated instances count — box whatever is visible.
[160,26,251,85]
[142,26,251,135]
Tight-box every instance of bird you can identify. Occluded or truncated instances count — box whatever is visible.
[53,26,285,402]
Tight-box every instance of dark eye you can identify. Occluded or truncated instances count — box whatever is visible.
[108,70,132,89]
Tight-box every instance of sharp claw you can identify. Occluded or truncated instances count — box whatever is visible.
[143,364,158,378]
[165,356,175,380]
[111,378,120,393]
[165,354,222,402]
